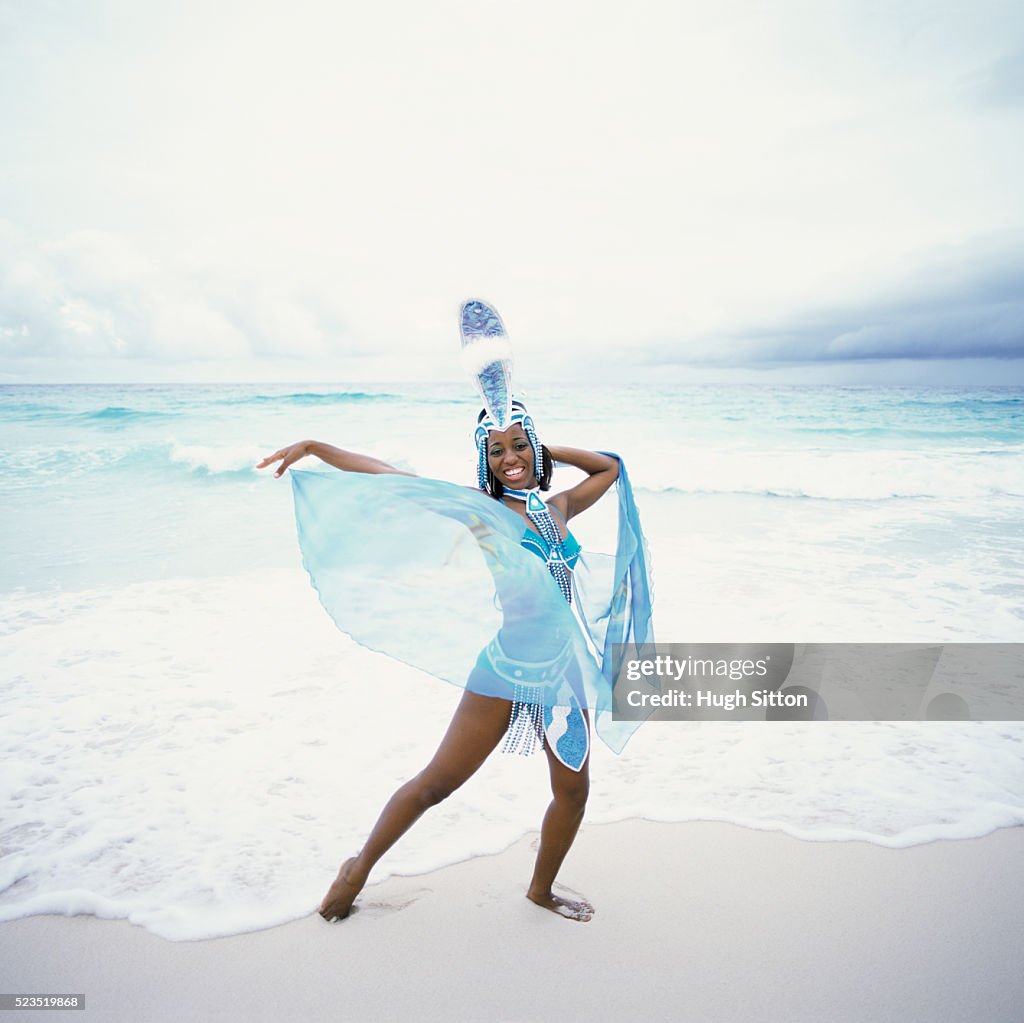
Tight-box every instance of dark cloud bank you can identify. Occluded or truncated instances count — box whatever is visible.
[650,234,1024,371]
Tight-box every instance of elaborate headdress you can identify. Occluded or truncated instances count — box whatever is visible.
[460,299,570,607]
[459,298,544,490]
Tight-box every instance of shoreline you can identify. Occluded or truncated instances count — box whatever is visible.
[1,819,1022,1022]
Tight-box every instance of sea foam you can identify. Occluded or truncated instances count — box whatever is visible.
[0,570,1022,940]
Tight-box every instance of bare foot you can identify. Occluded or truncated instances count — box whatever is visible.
[526,889,595,922]
[319,857,364,921]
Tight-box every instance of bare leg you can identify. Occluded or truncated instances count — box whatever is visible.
[319,690,511,920]
[526,716,593,922]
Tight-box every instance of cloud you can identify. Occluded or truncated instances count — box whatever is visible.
[3,3,1024,382]
[0,223,359,363]
[646,233,1024,367]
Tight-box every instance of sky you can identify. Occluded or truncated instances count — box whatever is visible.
[1,0,1023,384]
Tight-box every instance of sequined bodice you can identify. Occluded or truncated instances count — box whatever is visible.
[520,526,581,570]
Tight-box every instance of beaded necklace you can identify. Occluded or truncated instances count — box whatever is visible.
[496,486,577,759]
[501,487,573,605]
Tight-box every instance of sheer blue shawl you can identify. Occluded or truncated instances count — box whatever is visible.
[289,456,654,753]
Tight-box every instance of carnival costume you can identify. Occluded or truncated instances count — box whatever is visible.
[289,300,654,769]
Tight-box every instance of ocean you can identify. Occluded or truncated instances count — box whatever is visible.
[1,382,1023,939]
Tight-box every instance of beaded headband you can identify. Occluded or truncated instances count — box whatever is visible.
[459,299,544,491]
[474,399,544,492]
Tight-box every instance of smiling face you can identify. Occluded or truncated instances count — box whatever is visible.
[486,423,537,490]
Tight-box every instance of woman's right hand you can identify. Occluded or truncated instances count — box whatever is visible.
[256,440,315,478]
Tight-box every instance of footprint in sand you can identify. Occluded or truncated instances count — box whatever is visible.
[358,888,433,914]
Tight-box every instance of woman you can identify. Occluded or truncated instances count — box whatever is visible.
[257,399,650,923]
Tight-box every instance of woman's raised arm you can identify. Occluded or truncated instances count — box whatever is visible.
[545,446,619,520]
[256,440,415,478]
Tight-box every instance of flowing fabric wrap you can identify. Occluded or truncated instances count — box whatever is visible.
[289,456,654,753]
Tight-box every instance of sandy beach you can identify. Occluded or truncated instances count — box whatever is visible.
[1,818,1021,1022]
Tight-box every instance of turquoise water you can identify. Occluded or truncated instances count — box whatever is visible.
[3,382,1022,634]
[1,382,1023,939]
